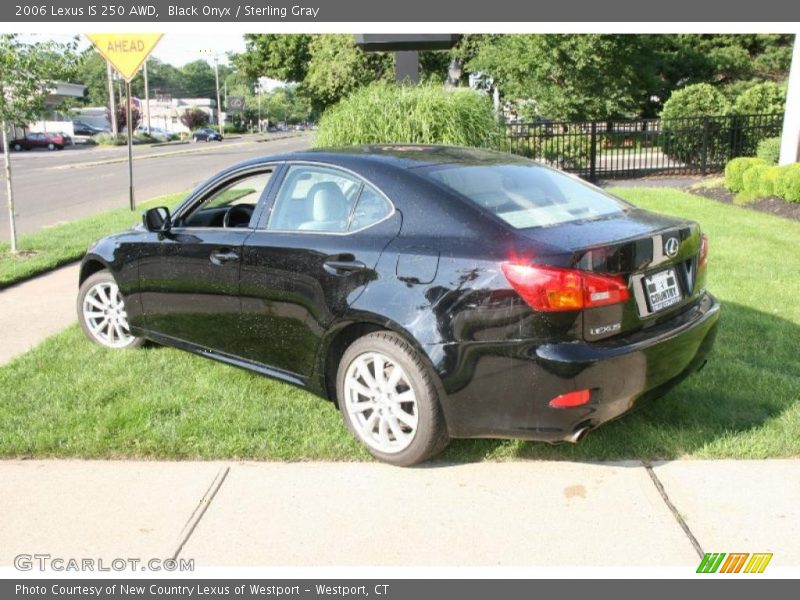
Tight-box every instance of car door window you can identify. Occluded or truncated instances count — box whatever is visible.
[176,170,273,229]
[267,165,391,233]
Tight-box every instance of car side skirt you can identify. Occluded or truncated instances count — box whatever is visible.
[137,329,314,391]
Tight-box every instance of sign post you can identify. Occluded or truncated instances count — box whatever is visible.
[86,33,163,211]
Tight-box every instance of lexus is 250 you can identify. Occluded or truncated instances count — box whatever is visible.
[77,145,719,465]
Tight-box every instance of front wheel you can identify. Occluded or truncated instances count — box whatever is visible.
[77,270,144,349]
[337,332,449,466]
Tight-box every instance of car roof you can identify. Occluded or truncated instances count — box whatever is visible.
[239,144,530,171]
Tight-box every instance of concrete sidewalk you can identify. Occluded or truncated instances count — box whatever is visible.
[1,460,797,568]
[0,264,79,365]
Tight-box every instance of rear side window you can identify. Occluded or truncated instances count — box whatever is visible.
[268,165,392,233]
[421,163,626,229]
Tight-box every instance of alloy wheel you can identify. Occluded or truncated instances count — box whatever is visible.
[81,281,136,348]
[343,351,419,453]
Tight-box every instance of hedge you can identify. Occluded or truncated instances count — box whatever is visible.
[313,82,502,148]
[724,157,766,193]
[724,157,800,203]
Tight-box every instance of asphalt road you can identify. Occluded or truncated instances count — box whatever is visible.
[0,133,312,241]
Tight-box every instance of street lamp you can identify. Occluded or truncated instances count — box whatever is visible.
[200,49,224,134]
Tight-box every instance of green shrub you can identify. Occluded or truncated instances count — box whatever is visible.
[661,83,731,121]
[133,132,158,144]
[733,82,786,116]
[94,132,123,146]
[314,82,502,148]
[741,164,781,197]
[724,157,766,192]
[756,136,781,165]
[660,84,732,165]
[776,163,800,202]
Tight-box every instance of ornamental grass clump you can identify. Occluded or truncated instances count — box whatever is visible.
[314,82,502,149]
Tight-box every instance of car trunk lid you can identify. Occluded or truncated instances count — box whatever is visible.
[516,209,706,341]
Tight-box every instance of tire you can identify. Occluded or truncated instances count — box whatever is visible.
[47,143,55,151]
[12,143,22,151]
[337,331,449,466]
[77,270,145,349]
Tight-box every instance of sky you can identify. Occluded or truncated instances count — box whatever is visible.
[18,33,284,90]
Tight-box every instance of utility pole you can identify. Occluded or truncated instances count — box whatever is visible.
[256,81,261,132]
[200,49,224,134]
[106,59,118,136]
[780,33,800,165]
[213,55,223,133]
[143,59,151,135]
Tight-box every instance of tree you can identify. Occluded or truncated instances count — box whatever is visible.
[237,34,478,111]
[300,35,393,110]
[115,102,142,132]
[467,35,659,120]
[733,82,787,115]
[181,107,210,130]
[0,34,77,252]
[180,60,218,98]
[237,34,312,83]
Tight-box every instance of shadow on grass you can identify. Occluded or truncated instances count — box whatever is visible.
[440,301,800,462]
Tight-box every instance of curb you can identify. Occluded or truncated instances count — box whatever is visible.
[51,134,307,171]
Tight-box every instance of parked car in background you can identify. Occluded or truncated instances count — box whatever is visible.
[135,126,171,142]
[11,132,72,151]
[192,128,223,142]
[76,145,719,466]
[72,121,108,137]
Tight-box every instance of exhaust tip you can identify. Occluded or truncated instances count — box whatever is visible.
[566,427,590,444]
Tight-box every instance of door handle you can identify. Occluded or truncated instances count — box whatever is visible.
[210,248,240,265]
[323,257,367,275]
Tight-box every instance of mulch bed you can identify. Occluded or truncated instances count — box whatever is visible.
[687,185,800,222]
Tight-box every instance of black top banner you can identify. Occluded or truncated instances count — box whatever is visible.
[3,0,800,22]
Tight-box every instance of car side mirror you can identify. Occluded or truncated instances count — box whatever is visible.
[143,206,171,233]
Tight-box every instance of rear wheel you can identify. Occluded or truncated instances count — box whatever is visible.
[77,270,144,349]
[337,332,449,466]
[12,143,22,151]
[47,143,56,151]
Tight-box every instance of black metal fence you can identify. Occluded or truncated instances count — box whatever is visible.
[503,113,783,180]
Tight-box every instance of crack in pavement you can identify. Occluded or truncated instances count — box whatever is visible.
[171,465,230,560]
[642,460,705,559]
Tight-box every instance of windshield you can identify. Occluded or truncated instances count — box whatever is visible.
[421,163,627,229]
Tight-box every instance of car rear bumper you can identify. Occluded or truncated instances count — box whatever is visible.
[430,292,720,442]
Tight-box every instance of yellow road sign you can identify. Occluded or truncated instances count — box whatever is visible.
[85,33,163,81]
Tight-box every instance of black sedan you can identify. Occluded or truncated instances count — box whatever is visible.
[192,128,224,142]
[77,146,719,465]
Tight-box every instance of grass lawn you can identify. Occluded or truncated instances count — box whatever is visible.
[0,187,798,461]
[0,192,186,290]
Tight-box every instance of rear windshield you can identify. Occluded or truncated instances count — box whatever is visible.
[420,163,627,229]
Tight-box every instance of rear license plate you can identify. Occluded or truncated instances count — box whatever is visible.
[644,268,682,312]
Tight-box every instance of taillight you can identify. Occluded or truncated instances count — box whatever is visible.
[549,389,592,408]
[501,263,629,312]
[699,233,709,268]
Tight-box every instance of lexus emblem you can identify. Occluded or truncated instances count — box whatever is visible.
[664,237,680,258]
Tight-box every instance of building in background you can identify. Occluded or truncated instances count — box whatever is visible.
[71,97,217,135]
